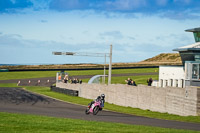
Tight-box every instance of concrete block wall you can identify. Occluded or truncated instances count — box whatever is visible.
[197,87,200,116]
[56,82,200,116]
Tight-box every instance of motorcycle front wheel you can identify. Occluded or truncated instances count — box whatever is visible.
[93,106,99,115]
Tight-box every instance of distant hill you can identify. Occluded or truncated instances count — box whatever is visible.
[141,53,182,63]
[112,53,182,68]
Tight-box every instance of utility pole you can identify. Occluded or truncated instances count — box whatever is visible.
[108,44,112,85]
[103,54,106,84]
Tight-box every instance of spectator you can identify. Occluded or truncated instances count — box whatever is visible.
[71,78,75,84]
[147,78,153,86]
[125,78,132,85]
[79,79,82,84]
[58,74,61,81]
[63,74,68,83]
[75,78,79,84]
[71,78,79,84]
[131,80,137,86]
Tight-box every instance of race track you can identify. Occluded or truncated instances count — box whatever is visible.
[0,87,200,131]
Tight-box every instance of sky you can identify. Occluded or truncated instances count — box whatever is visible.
[0,0,200,64]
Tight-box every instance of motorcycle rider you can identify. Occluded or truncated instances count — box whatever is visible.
[89,94,105,109]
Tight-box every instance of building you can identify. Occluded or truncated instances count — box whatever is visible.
[157,27,200,88]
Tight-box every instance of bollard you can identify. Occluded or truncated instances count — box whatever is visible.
[17,80,20,86]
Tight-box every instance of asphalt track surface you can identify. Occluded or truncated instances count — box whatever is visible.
[0,87,200,131]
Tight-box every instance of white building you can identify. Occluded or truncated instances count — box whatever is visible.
[157,27,200,88]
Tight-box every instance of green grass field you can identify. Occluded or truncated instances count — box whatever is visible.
[1,68,200,132]
[0,68,158,86]
[0,112,199,133]
[0,68,158,80]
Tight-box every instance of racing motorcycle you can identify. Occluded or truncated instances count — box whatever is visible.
[85,99,103,115]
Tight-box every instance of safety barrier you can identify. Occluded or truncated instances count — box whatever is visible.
[50,86,78,96]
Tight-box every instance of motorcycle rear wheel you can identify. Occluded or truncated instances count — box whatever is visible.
[85,107,90,115]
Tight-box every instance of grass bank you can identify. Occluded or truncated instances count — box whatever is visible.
[0,68,158,80]
[0,112,198,133]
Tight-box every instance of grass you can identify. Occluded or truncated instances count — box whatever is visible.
[0,68,158,80]
[0,112,199,133]
[0,83,196,124]
[81,74,158,85]
[0,71,58,80]
[110,75,158,85]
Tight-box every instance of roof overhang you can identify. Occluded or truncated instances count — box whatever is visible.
[173,42,200,52]
[173,48,200,52]
[185,27,200,32]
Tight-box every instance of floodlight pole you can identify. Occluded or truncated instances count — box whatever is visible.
[52,45,112,85]
[108,44,112,85]
[103,54,106,84]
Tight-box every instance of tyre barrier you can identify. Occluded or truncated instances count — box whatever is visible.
[50,86,78,96]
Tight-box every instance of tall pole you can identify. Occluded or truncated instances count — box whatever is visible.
[103,54,106,84]
[108,44,112,85]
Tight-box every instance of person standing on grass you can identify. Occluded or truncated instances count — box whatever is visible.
[125,78,132,85]
[147,78,153,86]
[131,80,137,86]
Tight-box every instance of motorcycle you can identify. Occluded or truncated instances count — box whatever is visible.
[85,99,103,115]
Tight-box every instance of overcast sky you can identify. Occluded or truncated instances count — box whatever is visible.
[0,0,200,64]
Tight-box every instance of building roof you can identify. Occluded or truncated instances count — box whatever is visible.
[173,42,200,52]
[185,27,200,32]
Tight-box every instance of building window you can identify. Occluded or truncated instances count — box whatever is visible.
[192,64,198,79]
[170,79,173,86]
[176,80,178,87]
[193,32,200,42]
[160,79,163,87]
[181,79,184,88]
[195,55,200,61]
[199,64,200,80]
[165,80,168,87]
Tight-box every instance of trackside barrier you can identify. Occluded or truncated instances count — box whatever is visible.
[50,86,78,96]
[56,82,200,116]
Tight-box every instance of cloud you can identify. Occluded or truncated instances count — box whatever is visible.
[0,0,199,21]
[40,19,48,23]
[128,36,135,40]
[0,32,193,64]
[0,33,23,46]
[156,0,169,6]
[173,0,192,5]
[10,0,16,4]
[0,0,33,13]
[104,0,147,11]
[159,10,200,20]
[99,31,124,40]
[29,0,50,10]
[49,0,90,11]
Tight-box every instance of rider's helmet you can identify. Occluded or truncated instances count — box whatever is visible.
[101,94,105,99]
[97,96,101,100]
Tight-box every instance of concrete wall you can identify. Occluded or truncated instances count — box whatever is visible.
[56,82,200,116]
